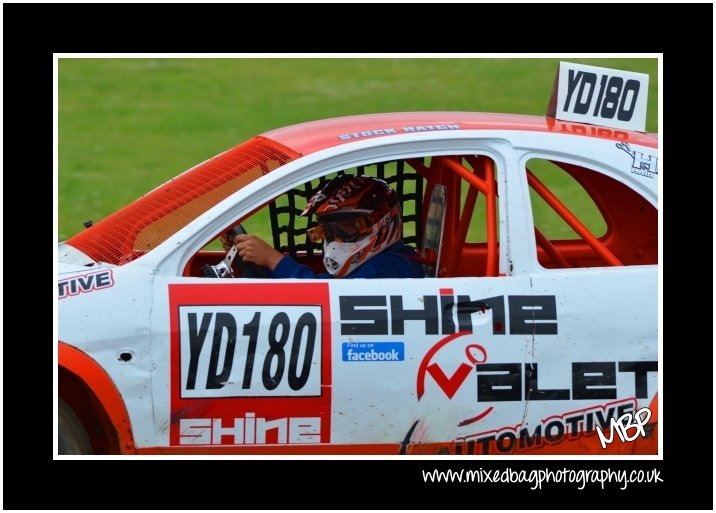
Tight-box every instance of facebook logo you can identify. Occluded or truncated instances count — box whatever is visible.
[342,342,405,362]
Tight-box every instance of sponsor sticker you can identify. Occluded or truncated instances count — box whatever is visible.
[617,142,658,178]
[342,341,405,362]
[58,269,114,299]
[178,413,322,446]
[168,283,332,446]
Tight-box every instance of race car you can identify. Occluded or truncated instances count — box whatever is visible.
[57,62,658,455]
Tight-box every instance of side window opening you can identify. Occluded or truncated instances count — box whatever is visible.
[526,158,657,269]
[188,154,502,279]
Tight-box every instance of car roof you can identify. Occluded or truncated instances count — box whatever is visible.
[262,112,657,155]
[65,111,657,267]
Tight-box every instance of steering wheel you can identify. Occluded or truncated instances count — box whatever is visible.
[225,224,269,279]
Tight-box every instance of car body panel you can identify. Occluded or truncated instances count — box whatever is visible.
[58,112,659,455]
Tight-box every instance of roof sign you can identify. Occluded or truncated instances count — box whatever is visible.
[547,61,649,132]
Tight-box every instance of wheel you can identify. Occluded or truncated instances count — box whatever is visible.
[58,398,92,454]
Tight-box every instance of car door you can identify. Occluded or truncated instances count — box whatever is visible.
[512,137,658,455]
[320,149,543,454]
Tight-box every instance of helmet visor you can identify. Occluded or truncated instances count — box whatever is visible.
[307,214,371,243]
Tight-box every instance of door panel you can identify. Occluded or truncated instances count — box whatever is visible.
[327,276,537,451]
[525,267,658,454]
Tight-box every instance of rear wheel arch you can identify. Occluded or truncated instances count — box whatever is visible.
[58,343,137,454]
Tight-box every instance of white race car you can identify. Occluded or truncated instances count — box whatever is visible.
[58,63,658,455]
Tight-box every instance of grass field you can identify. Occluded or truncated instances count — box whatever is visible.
[58,57,658,242]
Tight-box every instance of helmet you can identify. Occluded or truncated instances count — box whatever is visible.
[301,175,403,277]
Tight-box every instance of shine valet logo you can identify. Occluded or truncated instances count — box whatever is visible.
[342,342,405,362]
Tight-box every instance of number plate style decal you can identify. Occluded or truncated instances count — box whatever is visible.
[547,61,649,132]
[168,283,331,446]
[179,305,322,398]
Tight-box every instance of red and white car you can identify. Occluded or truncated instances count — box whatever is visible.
[57,63,658,455]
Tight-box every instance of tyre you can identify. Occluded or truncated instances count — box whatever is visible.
[58,398,92,454]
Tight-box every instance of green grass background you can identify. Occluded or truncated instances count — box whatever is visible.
[58,57,658,242]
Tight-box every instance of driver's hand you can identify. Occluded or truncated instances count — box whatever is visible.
[234,234,284,271]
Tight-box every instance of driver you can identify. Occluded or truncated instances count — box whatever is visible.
[226,174,425,279]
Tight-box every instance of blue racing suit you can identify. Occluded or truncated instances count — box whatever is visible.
[271,240,425,279]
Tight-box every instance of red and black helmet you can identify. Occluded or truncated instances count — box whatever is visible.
[301,174,398,218]
[302,175,403,276]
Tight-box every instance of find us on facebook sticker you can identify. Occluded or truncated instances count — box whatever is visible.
[342,342,405,362]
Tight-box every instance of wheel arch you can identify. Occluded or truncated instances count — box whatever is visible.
[58,342,137,454]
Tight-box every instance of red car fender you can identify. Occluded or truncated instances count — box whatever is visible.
[58,342,137,454]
